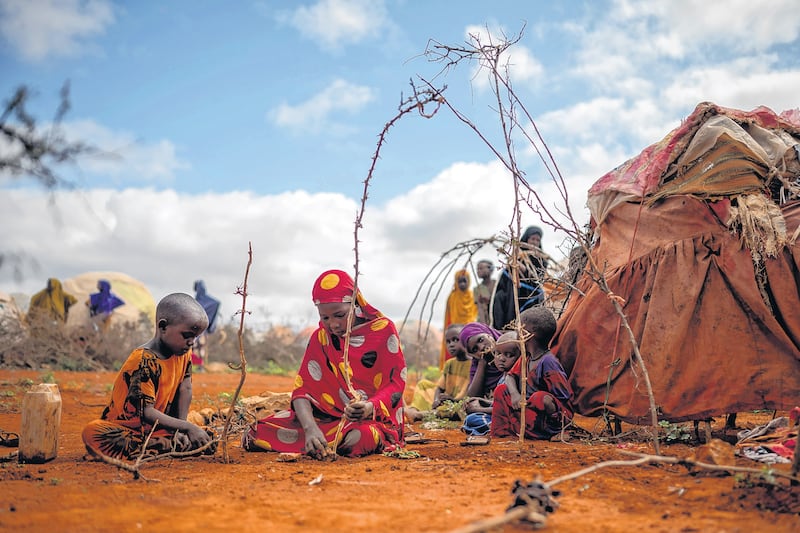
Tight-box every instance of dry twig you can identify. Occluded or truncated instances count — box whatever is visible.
[422,27,662,453]
[221,242,253,462]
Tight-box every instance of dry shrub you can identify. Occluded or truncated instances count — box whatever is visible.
[0,312,152,370]
[200,324,305,373]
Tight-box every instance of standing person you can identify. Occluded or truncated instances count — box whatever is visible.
[81,293,213,460]
[473,259,496,325]
[87,279,125,332]
[243,269,406,459]
[491,307,573,440]
[27,277,77,326]
[440,269,477,370]
[492,226,549,330]
[192,280,221,370]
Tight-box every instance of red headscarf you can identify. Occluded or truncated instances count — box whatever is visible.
[311,269,382,322]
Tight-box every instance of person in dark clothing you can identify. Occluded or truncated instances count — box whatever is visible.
[491,226,549,330]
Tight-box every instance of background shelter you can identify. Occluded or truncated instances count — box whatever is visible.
[63,271,156,330]
[552,102,800,424]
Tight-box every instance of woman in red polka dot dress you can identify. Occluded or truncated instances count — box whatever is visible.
[244,269,406,458]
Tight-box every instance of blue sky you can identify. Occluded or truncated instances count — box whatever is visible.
[1,0,799,330]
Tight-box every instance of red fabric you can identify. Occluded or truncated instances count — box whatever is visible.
[589,102,800,199]
[553,103,800,424]
[491,353,573,438]
[249,270,406,456]
[553,197,800,423]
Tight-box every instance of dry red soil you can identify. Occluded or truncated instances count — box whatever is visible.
[0,370,797,533]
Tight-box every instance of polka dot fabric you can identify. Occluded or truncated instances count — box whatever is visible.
[247,270,406,457]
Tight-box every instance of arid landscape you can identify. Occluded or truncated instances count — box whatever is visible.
[0,369,797,533]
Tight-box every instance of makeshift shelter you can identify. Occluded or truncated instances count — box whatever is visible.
[63,271,156,330]
[552,102,800,424]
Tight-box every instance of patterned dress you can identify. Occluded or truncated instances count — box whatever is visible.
[82,348,192,459]
[246,270,407,457]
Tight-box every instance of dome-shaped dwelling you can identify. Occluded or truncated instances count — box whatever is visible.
[63,271,156,331]
[552,102,800,424]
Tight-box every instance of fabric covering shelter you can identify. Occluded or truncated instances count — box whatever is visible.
[63,271,156,329]
[552,102,800,424]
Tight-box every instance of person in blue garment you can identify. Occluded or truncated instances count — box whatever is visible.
[87,279,125,332]
[192,280,221,371]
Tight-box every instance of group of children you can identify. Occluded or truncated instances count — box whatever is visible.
[408,306,574,441]
[81,271,572,462]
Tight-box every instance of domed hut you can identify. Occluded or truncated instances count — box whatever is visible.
[552,102,800,424]
[63,271,156,330]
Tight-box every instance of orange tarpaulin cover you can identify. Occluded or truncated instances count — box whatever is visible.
[552,103,800,424]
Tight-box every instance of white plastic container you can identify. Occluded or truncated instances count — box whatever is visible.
[19,383,62,463]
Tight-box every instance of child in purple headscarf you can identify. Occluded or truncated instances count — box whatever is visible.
[459,322,504,437]
[88,279,125,332]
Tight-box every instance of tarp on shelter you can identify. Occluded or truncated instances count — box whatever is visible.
[63,271,156,329]
[552,102,800,424]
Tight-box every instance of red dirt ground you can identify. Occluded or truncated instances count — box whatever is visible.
[0,370,797,533]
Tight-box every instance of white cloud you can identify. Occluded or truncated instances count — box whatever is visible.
[268,79,376,134]
[280,0,388,50]
[0,160,589,330]
[0,0,114,62]
[61,119,190,184]
[572,0,800,91]
[636,0,800,53]
[661,58,800,114]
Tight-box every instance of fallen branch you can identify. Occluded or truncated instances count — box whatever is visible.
[451,448,800,532]
[91,421,220,481]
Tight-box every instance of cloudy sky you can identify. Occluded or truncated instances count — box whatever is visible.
[1,0,799,331]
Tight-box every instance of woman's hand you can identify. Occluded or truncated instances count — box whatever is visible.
[303,424,331,459]
[344,400,374,421]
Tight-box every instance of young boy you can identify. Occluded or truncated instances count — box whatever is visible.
[490,307,573,439]
[407,324,471,422]
[493,330,522,377]
[82,293,214,460]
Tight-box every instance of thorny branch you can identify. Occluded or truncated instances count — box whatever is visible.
[0,82,95,189]
[327,82,446,455]
[423,26,661,453]
[221,242,253,463]
[92,420,219,481]
[451,450,799,532]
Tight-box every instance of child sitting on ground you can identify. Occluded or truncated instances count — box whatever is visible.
[407,324,471,422]
[462,330,521,435]
[491,307,573,440]
[82,293,214,460]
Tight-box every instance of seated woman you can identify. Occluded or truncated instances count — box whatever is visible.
[243,269,406,459]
